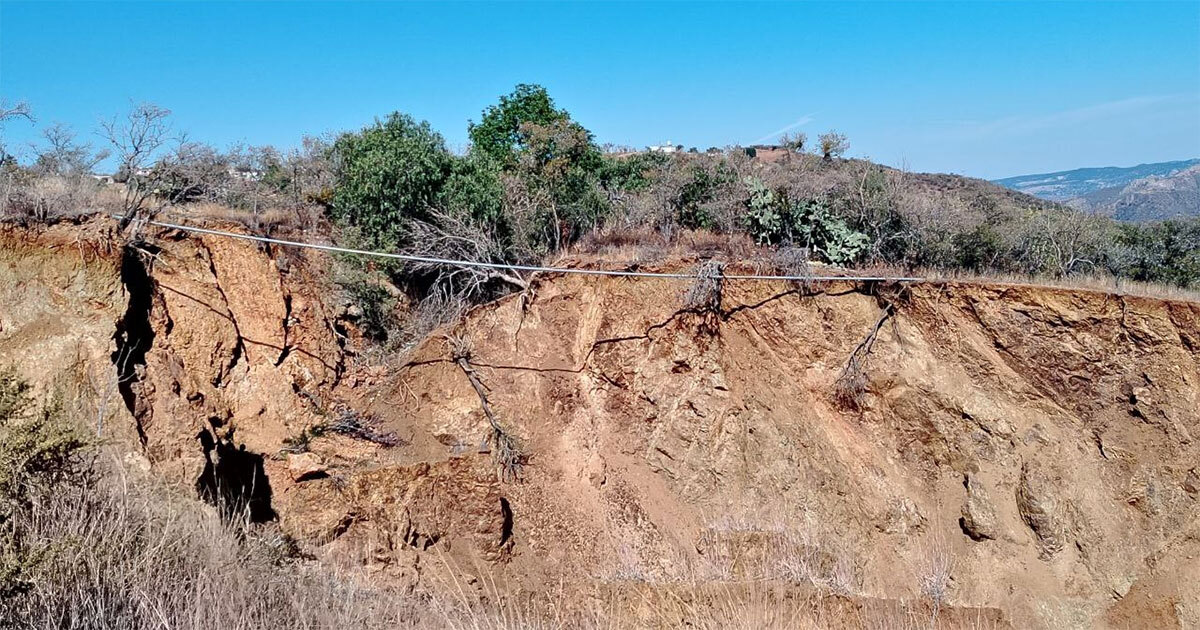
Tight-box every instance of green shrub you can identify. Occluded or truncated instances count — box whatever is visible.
[0,368,92,598]
[330,112,452,249]
[1113,219,1200,288]
[597,152,668,193]
[742,177,869,265]
[675,163,733,229]
[441,152,506,226]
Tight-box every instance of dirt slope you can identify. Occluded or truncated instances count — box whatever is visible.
[2,220,1198,629]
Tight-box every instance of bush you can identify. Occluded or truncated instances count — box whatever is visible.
[440,152,505,226]
[597,152,669,194]
[743,177,869,265]
[674,162,735,229]
[330,112,453,251]
[0,368,92,598]
[1113,219,1200,288]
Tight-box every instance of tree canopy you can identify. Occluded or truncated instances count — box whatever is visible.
[330,112,452,249]
[468,84,572,165]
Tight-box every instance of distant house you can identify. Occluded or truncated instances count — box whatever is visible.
[227,167,263,182]
[647,141,679,154]
[90,174,115,185]
[745,144,791,162]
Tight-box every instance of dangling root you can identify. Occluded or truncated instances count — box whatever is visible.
[834,303,894,410]
[684,260,726,334]
[447,334,526,482]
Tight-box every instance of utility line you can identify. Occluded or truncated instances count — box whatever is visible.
[114,214,925,283]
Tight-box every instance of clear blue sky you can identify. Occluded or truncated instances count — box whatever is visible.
[2,1,1198,179]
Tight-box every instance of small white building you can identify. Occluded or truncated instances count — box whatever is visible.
[647,141,679,154]
[227,167,264,182]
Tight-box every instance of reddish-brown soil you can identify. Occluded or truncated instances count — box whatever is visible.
[2,220,1198,628]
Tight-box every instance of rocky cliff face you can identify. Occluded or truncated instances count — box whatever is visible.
[1069,164,1200,221]
[2,220,1198,629]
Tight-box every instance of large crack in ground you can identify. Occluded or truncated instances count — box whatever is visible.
[112,243,159,447]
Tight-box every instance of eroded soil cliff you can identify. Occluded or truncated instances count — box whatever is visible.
[2,220,1197,628]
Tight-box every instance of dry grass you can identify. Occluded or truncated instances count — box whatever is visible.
[571,226,759,266]
[912,266,1200,303]
[4,466,999,630]
[157,201,324,235]
[1,459,417,629]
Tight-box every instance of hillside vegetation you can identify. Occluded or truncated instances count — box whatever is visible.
[3,86,1199,340]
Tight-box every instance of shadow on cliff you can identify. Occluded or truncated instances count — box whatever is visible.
[196,424,276,523]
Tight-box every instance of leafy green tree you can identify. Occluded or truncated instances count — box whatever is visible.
[440,153,505,226]
[467,85,610,253]
[330,112,452,250]
[468,84,570,165]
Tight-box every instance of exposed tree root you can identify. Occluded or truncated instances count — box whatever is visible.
[835,303,894,410]
[683,260,726,335]
[447,334,526,482]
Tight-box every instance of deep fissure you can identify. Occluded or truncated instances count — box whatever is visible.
[111,244,159,445]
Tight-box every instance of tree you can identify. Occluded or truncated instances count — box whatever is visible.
[329,112,452,251]
[100,103,179,230]
[0,101,32,124]
[34,124,108,176]
[510,118,607,250]
[466,85,608,254]
[152,142,231,204]
[468,84,570,165]
[13,124,111,222]
[0,100,34,168]
[780,131,807,152]
[818,131,849,160]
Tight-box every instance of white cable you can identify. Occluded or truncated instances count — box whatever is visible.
[114,214,924,283]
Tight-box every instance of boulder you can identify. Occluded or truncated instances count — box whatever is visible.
[960,473,998,541]
[287,452,327,482]
[1017,461,1066,557]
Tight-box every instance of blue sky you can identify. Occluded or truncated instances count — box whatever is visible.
[1,1,1198,179]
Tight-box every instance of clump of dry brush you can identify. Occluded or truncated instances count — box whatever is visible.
[684,260,727,334]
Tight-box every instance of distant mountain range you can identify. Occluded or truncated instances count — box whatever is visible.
[993,159,1200,221]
